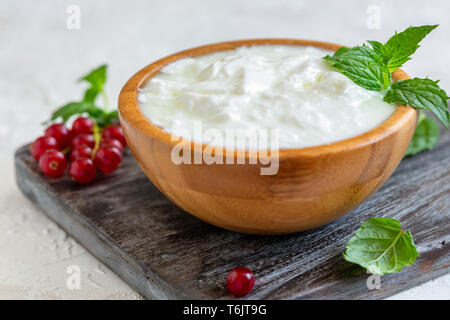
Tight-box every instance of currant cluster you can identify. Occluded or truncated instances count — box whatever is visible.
[31,117,126,184]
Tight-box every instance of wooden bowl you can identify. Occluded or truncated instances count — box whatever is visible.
[118,39,417,234]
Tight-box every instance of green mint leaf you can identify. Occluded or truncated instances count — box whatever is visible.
[104,110,118,121]
[324,45,390,91]
[367,40,386,57]
[80,64,107,90]
[79,64,107,104]
[404,113,440,157]
[51,101,91,122]
[90,109,119,127]
[383,25,438,72]
[51,101,104,123]
[343,217,419,275]
[82,87,100,103]
[383,78,450,129]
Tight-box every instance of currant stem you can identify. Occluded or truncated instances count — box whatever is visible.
[92,121,102,158]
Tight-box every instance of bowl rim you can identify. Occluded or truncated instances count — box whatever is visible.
[118,38,416,160]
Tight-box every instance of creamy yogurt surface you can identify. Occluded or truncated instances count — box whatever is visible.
[138,45,396,149]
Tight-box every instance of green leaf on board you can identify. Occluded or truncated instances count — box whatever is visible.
[343,217,419,275]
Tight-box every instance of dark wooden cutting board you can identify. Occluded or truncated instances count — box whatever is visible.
[15,133,450,299]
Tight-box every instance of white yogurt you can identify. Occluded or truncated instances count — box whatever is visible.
[138,45,396,149]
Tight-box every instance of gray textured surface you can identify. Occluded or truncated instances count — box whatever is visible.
[2,0,450,299]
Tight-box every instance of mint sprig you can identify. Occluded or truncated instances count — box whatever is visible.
[343,217,419,275]
[323,25,449,130]
[49,65,118,127]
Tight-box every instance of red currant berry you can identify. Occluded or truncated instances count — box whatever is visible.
[226,266,255,297]
[72,117,94,135]
[70,146,93,161]
[71,134,95,149]
[39,150,67,178]
[44,123,71,148]
[101,125,126,147]
[94,147,122,173]
[100,139,123,152]
[69,158,97,184]
[31,136,60,161]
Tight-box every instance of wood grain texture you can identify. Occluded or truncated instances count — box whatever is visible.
[15,132,449,300]
[118,39,418,234]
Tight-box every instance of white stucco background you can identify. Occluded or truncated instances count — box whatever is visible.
[0,0,449,299]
